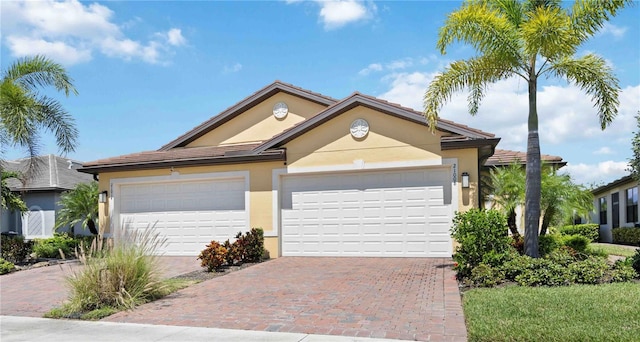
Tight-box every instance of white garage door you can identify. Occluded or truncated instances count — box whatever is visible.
[118,178,247,256]
[281,168,453,257]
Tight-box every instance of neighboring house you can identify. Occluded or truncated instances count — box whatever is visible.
[1,155,95,238]
[591,175,639,242]
[79,81,503,258]
[482,149,566,234]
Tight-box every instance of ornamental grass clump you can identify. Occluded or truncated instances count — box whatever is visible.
[64,225,167,312]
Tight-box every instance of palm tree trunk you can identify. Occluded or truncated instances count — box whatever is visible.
[87,219,98,235]
[507,209,520,238]
[525,72,541,258]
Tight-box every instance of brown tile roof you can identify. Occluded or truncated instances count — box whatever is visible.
[486,149,565,167]
[80,143,282,173]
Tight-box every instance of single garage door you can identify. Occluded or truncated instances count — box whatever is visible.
[281,168,453,257]
[119,178,247,256]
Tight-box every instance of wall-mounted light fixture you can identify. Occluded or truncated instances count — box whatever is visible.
[99,190,108,203]
[461,172,470,188]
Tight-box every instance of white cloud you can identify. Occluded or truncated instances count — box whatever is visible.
[358,63,382,76]
[304,0,376,30]
[594,147,614,155]
[223,63,243,73]
[599,23,627,39]
[6,36,92,65]
[166,28,186,46]
[386,58,414,70]
[563,161,629,186]
[1,0,187,65]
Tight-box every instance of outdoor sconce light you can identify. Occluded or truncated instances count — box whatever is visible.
[461,172,470,188]
[99,190,108,203]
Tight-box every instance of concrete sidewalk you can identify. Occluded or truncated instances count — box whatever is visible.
[0,316,407,342]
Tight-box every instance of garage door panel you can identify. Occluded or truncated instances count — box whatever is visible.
[118,178,247,256]
[281,169,452,257]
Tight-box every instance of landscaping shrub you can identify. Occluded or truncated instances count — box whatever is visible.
[222,238,242,266]
[558,224,599,242]
[0,236,33,263]
[629,249,640,276]
[33,233,78,259]
[561,235,590,252]
[198,240,227,272]
[450,209,511,279]
[545,246,580,266]
[568,257,609,284]
[538,234,562,257]
[0,257,15,274]
[513,258,570,287]
[607,262,638,282]
[243,228,265,262]
[65,227,165,312]
[612,227,640,246]
[469,263,504,287]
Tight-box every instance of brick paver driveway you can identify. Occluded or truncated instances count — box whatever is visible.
[104,257,467,341]
[0,257,200,317]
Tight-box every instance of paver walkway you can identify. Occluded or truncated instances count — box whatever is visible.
[0,256,200,317]
[103,257,467,341]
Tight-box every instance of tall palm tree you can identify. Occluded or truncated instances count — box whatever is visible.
[55,181,99,235]
[1,55,78,179]
[488,163,525,237]
[424,0,627,257]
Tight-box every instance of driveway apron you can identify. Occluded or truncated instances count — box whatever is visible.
[0,257,200,317]
[103,257,467,341]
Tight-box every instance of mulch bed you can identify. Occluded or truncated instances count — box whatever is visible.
[171,260,266,282]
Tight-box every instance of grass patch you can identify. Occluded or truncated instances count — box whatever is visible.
[45,277,196,320]
[589,243,639,257]
[463,283,640,342]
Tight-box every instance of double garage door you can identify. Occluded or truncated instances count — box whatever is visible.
[281,168,452,257]
[116,168,452,257]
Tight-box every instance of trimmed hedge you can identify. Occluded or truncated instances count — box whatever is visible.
[558,224,599,242]
[612,227,640,247]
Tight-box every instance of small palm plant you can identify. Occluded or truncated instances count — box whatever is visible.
[55,181,99,235]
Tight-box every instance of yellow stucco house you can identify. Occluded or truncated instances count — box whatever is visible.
[79,81,499,258]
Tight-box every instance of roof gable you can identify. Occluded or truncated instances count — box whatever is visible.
[160,81,337,150]
[254,92,495,153]
[2,155,93,191]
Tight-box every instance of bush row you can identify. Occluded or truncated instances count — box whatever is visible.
[612,227,640,246]
[469,248,638,287]
[0,233,94,263]
[198,228,265,272]
[558,224,599,242]
[450,209,640,288]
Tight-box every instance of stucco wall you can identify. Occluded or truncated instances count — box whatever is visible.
[593,180,639,243]
[187,93,329,148]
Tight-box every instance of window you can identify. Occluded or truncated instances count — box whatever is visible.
[626,187,638,223]
[599,197,607,224]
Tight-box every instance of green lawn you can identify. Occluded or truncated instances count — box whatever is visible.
[589,243,639,258]
[463,283,640,342]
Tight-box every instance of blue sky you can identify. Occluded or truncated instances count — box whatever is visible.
[1,0,639,186]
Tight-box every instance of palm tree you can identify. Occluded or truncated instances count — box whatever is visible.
[488,163,525,237]
[1,55,78,179]
[424,0,627,257]
[540,168,593,235]
[55,181,99,235]
[1,171,27,212]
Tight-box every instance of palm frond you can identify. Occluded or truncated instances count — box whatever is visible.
[2,55,78,96]
[521,5,578,60]
[570,0,632,45]
[438,0,523,68]
[34,95,78,154]
[549,54,620,129]
[424,54,517,129]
